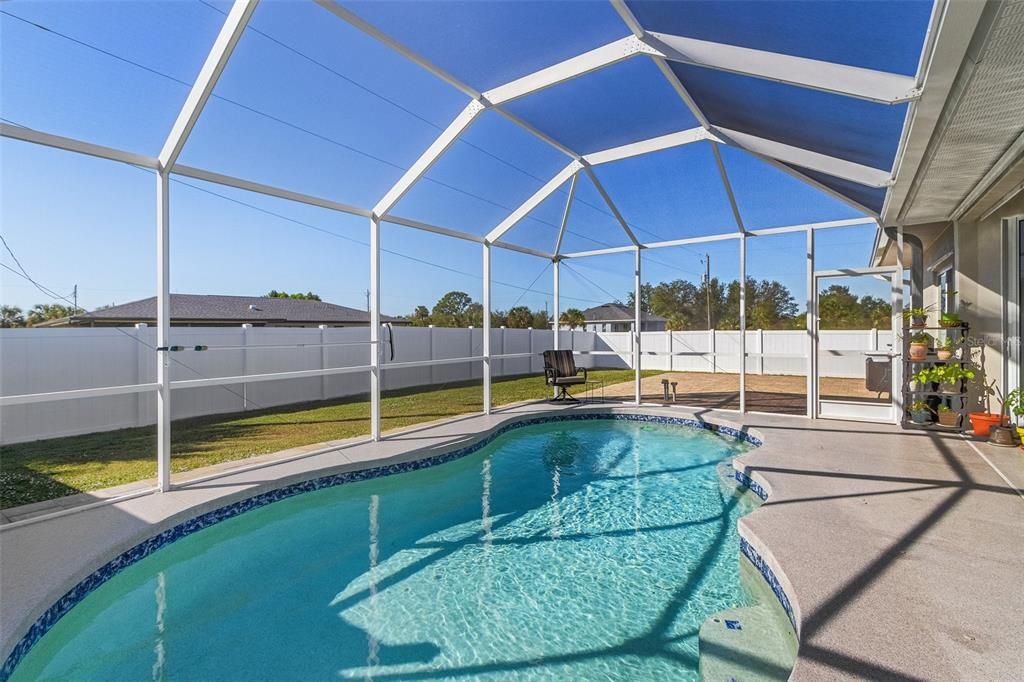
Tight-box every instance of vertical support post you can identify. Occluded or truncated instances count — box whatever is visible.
[894,226,905,422]
[552,259,561,399]
[553,259,560,351]
[739,233,747,413]
[241,323,252,410]
[369,217,381,440]
[482,243,492,415]
[634,246,642,405]
[709,329,717,373]
[319,324,329,401]
[757,328,764,375]
[135,323,148,427]
[806,227,816,418]
[156,171,171,492]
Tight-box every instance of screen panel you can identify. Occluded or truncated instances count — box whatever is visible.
[503,57,698,156]
[342,0,629,91]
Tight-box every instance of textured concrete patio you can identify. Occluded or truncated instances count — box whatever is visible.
[1,402,1020,681]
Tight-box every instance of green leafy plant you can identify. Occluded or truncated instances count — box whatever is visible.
[1002,387,1024,423]
[938,312,962,328]
[937,336,954,350]
[909,331,932,344]
[913,365,974,389]
[937,404,952,413]
[902,304,935,325]
[910,400,931,412]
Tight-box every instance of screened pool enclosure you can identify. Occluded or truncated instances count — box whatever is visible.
[1,0,950,496]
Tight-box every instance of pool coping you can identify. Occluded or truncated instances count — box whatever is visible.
[0,403,768,679]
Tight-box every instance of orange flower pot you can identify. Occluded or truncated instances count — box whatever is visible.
[968,412,1008,437]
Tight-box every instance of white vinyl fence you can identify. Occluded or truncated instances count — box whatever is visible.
[0,326,890,444]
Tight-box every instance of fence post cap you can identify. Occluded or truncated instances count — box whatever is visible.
[241,323,253,328]
[134,323,148,328]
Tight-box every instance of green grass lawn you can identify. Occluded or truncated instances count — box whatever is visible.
[0,369,659,509]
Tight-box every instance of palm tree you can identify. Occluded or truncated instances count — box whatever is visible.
[26,303,76,326]
[0,305,25,328]
[559,308,586,330]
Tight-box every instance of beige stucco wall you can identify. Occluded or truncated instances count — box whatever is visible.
[955,192,1023,410]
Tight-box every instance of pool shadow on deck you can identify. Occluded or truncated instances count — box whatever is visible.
[734,427,1018,680]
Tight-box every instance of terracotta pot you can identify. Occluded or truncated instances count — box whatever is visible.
[909,343,929,360]
[936,349,953,361]
[968,412,1008,437]
[937,410,959,427]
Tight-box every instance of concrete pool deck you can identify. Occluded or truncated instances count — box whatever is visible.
[1,402,1021,680]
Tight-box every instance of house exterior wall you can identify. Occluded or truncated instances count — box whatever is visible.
[956,192,1023,410]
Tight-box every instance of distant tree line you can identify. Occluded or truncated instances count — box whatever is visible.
[0,303,80,328]
[265,290,322,301]
[408,291,551,329]
[624,278,891,331]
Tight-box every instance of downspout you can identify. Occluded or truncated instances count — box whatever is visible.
[883,226,924,308]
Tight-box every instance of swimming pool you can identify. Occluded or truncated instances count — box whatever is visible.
[8,416,761,681]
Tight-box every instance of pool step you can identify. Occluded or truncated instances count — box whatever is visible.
[698,601,796,682]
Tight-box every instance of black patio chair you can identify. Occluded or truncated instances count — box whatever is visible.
[543,350,587,402]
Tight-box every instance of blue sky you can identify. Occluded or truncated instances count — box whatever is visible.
[1,1,892,318]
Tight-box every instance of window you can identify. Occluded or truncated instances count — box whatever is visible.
[936,266,955,315]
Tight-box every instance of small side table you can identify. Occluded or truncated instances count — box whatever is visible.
[583,379,605,403]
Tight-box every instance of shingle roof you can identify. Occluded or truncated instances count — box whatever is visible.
[581,303,665,323]
[71,294,402,324]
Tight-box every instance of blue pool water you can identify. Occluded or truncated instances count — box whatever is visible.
[11,419,759,681]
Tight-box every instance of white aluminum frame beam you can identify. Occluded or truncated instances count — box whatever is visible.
[152,0,257,491]
[0,123,159,169]
[159,0,257,170]
[711,141,746,233]
[583,127,708,166]
[482,243,492,414]
[708,128,892,188]
[369,217,381,440]
[584,166,640,246]
[373,100,485,217]
[645,32,920,104]
[174,164,372,217]
[553,173,578,256]
[557,217,874,259]
[486,161,582,243]
[633,246,642,404]
[483,36,646,105]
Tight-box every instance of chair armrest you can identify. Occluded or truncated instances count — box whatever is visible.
[544,368,557,384]
[577,367,587,381]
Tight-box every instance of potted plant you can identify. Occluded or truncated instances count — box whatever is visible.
[908,331,932,360]
[969,379,1011,438]
[938,312,962,328]
[936,404,959,427]
[1005,388,1024,445]
[939,364,975,389]
[988,384,1022,447]
[909,400,933,424]
[935,336,955,361]
[902,305,932,328]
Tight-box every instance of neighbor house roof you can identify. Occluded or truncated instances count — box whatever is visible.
[38,294,404,326]
[581,303,665,323]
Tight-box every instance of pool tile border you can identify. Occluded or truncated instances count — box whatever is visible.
[1,412,759,680]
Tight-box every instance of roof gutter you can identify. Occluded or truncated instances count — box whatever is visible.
[882,226,924,308]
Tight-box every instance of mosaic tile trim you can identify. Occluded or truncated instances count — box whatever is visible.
[733,468,769,501]
[740,536,797,632]
[0,411,759,680]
